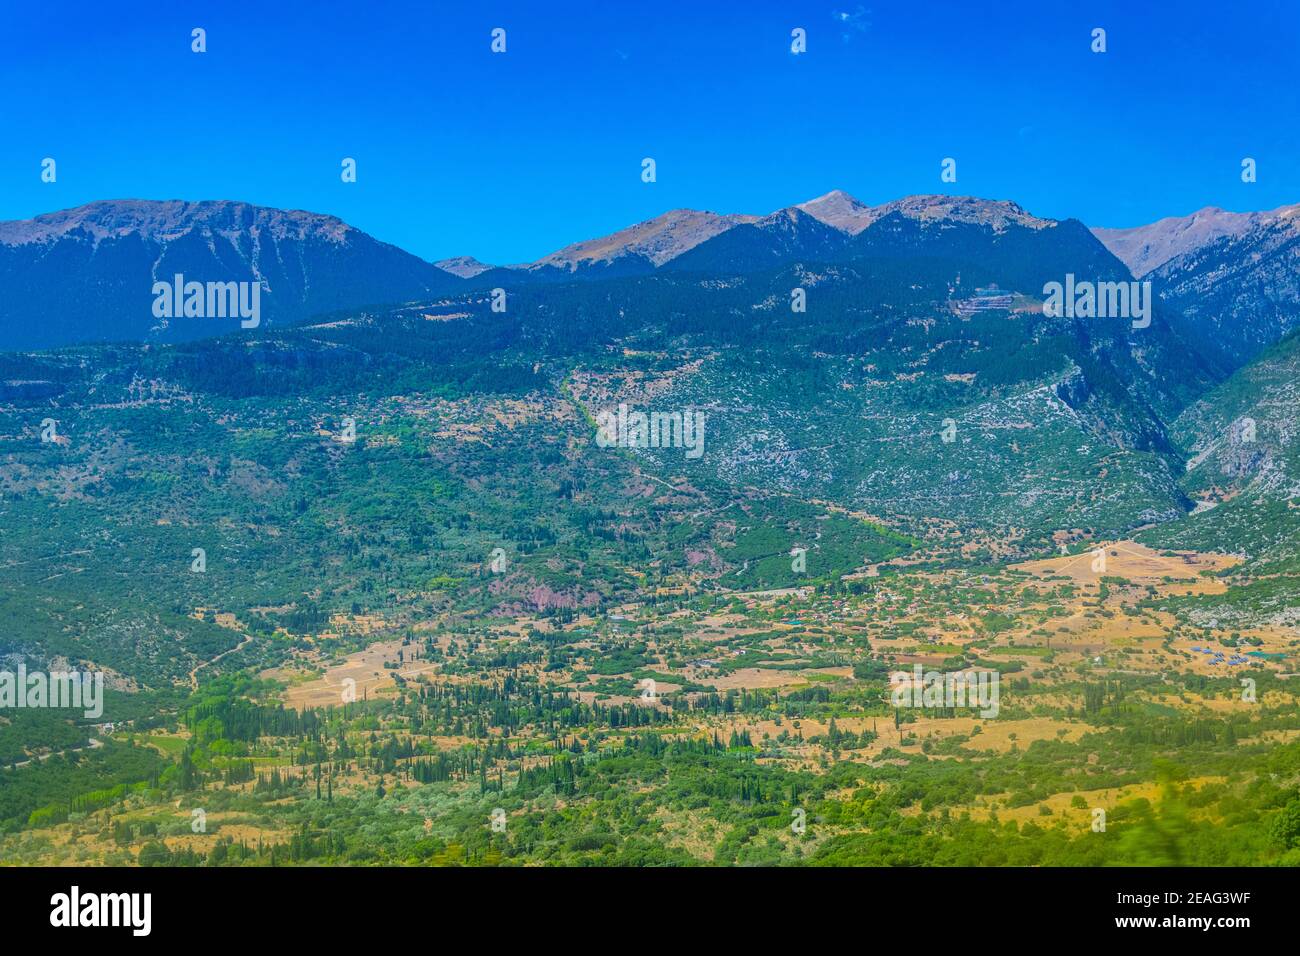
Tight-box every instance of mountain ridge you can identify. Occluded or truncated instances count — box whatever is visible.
[1092,202,1300,277]
[1093,202,1300,369]
[0,199,464,350]
[519,190,1062,277]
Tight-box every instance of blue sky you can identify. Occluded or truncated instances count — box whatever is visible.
[2,1,1297,264]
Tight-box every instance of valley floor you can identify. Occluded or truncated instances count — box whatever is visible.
[6,539,1300,867]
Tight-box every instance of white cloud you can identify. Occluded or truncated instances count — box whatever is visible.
[832,6,871,42]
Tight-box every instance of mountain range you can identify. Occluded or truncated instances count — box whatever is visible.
[4,190,1298,365]
[4,190,1298,546]
[5,186,1300,690]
